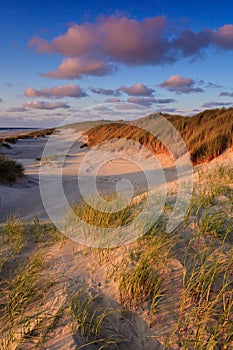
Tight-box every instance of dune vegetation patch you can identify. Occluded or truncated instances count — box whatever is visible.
[84,107,233,165]
[0,128,56,144]
[0,164,232,349]
[0,155,24,184]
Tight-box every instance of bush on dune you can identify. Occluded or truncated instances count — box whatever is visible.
[0,155,24,183]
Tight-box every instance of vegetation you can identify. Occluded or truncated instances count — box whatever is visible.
[0,154,24,183]
[84,107,233,164]
[0,128,55,144]
[0,166,232,347]
[69,288,123,348]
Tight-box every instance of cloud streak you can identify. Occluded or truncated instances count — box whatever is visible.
[202,101,233,108]
[126,96,176,107]
[23,101,70,110]
[105,97,121,103]
[6,107,28,112]
[24,84,87,98]
[219,91,233,97]
[90,87,118,95]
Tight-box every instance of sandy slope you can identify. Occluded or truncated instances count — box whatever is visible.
[0,128,232,349]
[0,127,180,222]
[1,126,232,224]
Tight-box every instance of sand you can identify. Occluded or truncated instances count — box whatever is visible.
[0,127,233,349]
[0,127,181,223]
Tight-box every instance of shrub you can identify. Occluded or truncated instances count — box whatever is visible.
[0,155,24,183]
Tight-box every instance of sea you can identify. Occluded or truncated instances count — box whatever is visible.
[0,127,39,133]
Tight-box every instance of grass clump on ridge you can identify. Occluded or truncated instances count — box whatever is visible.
[0,253,51,348]
[69,288,124,349]
[0,154,24,183]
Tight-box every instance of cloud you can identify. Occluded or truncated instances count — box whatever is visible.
[173,29,214,57]
[157,108,177,114]
[105,98,121,103]
[42,57,113,79]
[90,87,118,95]
[126,96,176,107]
[29,16,233,71]
[0,98,4,103]
[29,16,169,65]
[219,91,233,97]
[6,107,28,112]
[154,98,176,104]
[3,82,13,87]
[202,101,233,108]
[160,75,204,93]
[127,97,157,107]
[205,82,223,89]
[215,24,233,49]
[24,84,87,98]
[117,83,155,96]
[23,101,70,110]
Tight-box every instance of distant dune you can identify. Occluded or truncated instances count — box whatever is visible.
[84,108,233,164]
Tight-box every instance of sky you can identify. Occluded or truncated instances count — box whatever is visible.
[1,0,233,127]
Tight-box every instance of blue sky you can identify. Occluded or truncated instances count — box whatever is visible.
[1,0,233,127]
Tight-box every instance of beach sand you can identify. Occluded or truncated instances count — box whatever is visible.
[0,127,232,349]
[0,127,181,222]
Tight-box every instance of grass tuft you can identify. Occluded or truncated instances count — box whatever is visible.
[0,155,24,183]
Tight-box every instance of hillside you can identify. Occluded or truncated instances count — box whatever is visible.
[84,108,233,164]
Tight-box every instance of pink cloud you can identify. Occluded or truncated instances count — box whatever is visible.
[215,25,233,49]
[160,75,204,93]
[105,98,121,103]
[23,101,70,110]
[42,58,113,79]
[24,84,87,98]
[29,16,233,69]
[6,107,28,112]
[117,83,155,96]
[127,97,156,107]
[29,16,170,65]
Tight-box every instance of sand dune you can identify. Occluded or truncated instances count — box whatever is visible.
[0,127,233,349]
[0,127,181,222]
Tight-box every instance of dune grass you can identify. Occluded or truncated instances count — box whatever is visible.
[0,154,24,183]
[84,107,233,165]
[0,128,56,144]
[0,164,232,348]
[69,288,124,349]
[0,253,50,348]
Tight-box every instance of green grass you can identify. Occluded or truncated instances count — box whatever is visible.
[3,215,25,254]
[69,288,124,349]
[174,240,233,349]
[0,164,232,348]
[0,154,24,183]
[0,253,51,348]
